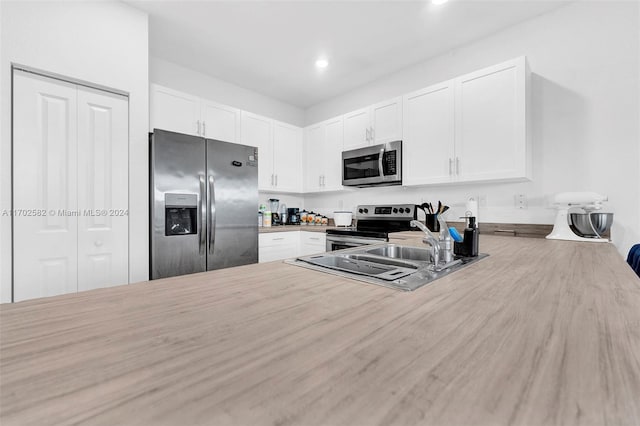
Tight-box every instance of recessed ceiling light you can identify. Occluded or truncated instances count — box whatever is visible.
[432,0,449,5]
[315,58,329,69]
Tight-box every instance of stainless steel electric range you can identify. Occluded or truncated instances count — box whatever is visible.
[326,204,419,251]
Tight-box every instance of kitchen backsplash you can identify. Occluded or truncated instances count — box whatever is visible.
[301,182,554,225]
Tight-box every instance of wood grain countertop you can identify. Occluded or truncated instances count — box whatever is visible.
[1,236,639,425]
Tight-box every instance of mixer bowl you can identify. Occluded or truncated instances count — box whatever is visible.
[569,212,613,238]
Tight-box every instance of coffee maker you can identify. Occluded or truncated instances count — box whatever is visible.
[287,208,300,225]
[269,198,282,226]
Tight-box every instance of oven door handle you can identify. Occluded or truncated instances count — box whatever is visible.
[378,148,385,177]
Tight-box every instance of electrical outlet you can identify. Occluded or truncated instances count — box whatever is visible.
[515,194,527,209]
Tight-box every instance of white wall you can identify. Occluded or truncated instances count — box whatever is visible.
[0,1,149,303]
[150,56,305,127]
[304,1,640,257]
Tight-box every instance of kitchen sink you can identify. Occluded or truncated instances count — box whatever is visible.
[286,243,488,291]
[364,245,432,262]
[300,254,417,280]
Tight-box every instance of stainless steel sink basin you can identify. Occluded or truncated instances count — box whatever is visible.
[365,245,432,262]
[286,243,488,292]
[299,254,417,281]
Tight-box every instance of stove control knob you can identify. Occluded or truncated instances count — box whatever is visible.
[363,208,369,214]
[358,208,364,214]
[393,208,398,213]
[399,208,405,213]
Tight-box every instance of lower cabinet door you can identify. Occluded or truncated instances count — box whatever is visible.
[259,232,300,263]
[299,232,327,256]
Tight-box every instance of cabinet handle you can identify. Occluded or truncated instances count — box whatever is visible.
[275,174,278,187]
[197,120,201,135]
[456,157,460,175]
[319,175,322,186]
[322,175,325,186]
[449,158,453,176]
[202,121,206,136]
[273,237,285,241]
[370,127,375,142]
[271,174,274,186]
[365,128,370,142]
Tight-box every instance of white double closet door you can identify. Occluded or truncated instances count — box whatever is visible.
[13,70,129,302]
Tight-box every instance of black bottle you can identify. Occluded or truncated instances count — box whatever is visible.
[454,216,479,257]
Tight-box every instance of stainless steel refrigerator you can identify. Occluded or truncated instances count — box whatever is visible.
[150,129,259,279]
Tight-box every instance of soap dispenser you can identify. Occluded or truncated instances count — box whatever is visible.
[454,216,479,257]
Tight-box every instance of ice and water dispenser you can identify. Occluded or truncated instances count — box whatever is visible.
[164,193,197,236]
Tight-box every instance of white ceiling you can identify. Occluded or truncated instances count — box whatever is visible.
[126,0,569,108]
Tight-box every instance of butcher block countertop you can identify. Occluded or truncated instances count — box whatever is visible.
[1,235,639,425]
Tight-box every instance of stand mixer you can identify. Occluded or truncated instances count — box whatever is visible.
[546,192,613,243]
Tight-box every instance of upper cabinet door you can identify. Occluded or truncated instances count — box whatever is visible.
[201,100,241,143]
[272,121,302,193]
[343,107,370,150]
[304,124,324,192]
[13,72,79,302]
[322,116,344,191]
[150,84,201,136]
[403,82,455,185]
[455,57,529,182]
[371,97,402,144]
[77,87,129,292]
[241,111,273,190]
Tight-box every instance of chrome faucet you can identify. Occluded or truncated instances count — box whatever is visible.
[410,220,440,267]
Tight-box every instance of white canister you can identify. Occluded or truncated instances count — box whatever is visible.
[333,211,353,227]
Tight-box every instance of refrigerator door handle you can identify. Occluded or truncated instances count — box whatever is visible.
[208,175,216,254]
[199,174,206,254]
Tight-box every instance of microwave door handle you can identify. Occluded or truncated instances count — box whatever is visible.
[378,148,385,176]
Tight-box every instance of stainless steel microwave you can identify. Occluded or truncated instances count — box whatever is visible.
[342,140,402,187]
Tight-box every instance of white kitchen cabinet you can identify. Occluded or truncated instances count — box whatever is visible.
[259,231,326,262]
[304,116,344,193]
[242,112,303,193]
[454,57,530,182]
[304,124,324,192]
[402,57,530,186]
[272,121,303,192]
[150,84,201,136]
[343,107,370,150]
[201,99,241,142]
[300,232,326,256]
[403,81,455,185]
[150,84,241,142]
[13,70,129,302]
[343,97,402,150]
[242,111,273,189]
[259,232,300,263]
